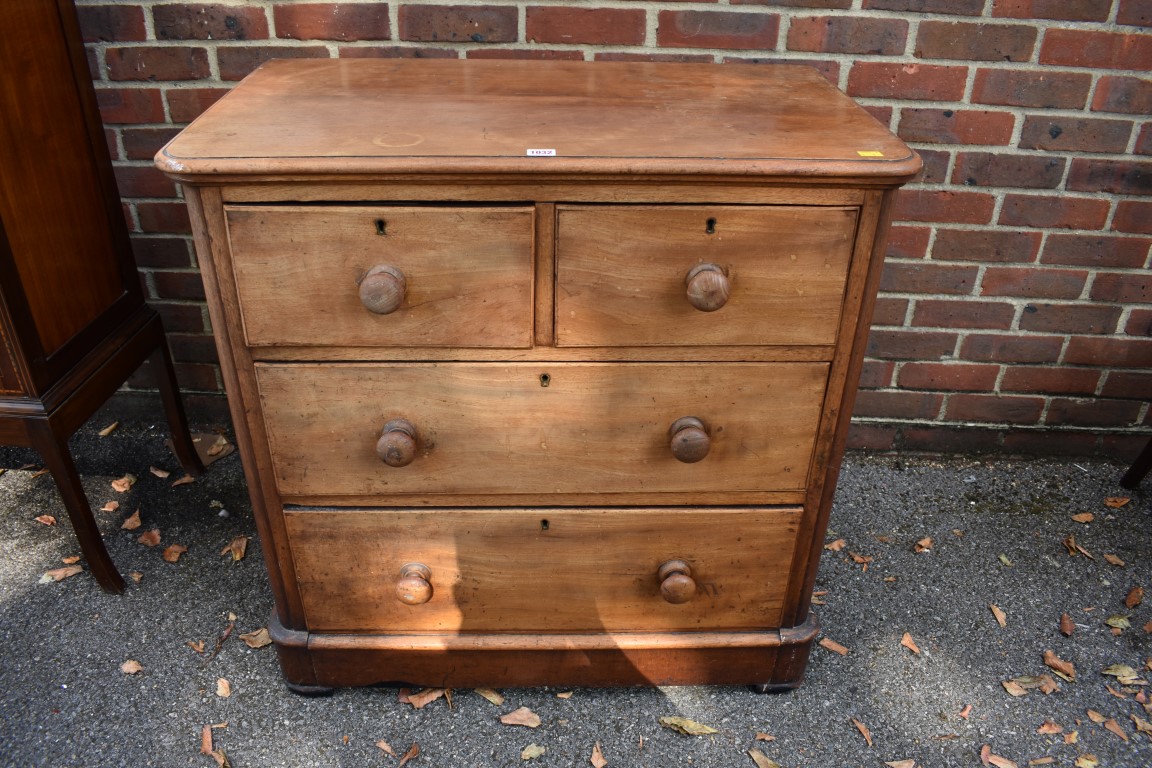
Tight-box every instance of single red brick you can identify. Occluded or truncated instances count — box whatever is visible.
[165,333,220,364]
[847,62,967,101]
[130,236,192,269]
[123,127,182,160]
[914,149,950,183]
[886,225,931,259]
[944,394,1046,424]
[1068,159,1152,196]
[893,189,995,224]
[898,109,1015,144]
[953,152,1064,189]
[1101,371,1152,400]
[171,362,222,392]
[959,333,1064,364]
[77,4,147,42]
[1019,116,1134,153]
[913,299,1016,330]
[599,52,715,64]
[275,3,390,41]
[871,297,909,325]
[1137,124,1152,156]
[865,0,984,14]
[1040,29,1152,70]
[1128,308,1152,336]
[1047,398,1143,428]
[152,301,208,333]
[1092,76,1152,115]
[972,68,1091,109]
[399,4,518,43]
[899,361,1000,391]
[866,329,958,360]
[980,266,1087,299]
[991,0,1112,22]
[999,195,1110,230]
[933,229,1041,263]
[96,87,165,123]
[880,262,979,295]
[106,46,209,81]
[1090,272,1152,304]
[845,424,898,452]
[1113,201,1152,235]
[854,390,944,420]
[1019,303,1122,335]
[1041,234,1152,268]
[787,16,907,55]
[339,46,457,59]
[859,360,896,388]
[1118,0,1152,26]
[527,6,645,46]
[165,88,230,122]
[1065,336,1152,367]
[217,46,330,81]
[136,202,192,234]
[151,270,207,301]
[467,49,584,60]
[1001,366,1101,395]
[900,425,1007,453]
[154,4,268,40]
[113,166,178,198]
[915,21,1036,61]
[657,10,779,50]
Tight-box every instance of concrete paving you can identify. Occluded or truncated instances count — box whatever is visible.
[0,407,1149,767]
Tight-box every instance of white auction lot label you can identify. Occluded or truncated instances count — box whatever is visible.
[526,148,556,156]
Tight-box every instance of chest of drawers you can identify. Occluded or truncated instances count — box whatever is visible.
[158,60,918,693]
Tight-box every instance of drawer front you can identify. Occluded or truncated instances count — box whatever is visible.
[285,507,801,632]
[555,205,857,347]
[225,205,535,348]
[257,361,827,500]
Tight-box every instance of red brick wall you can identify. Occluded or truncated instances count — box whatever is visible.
[75,0,1151,456]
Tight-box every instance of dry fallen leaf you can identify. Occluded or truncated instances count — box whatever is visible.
[98,421,119,437]
[207,435,231,457]
[99,500,119,513]
[137,529,160,547]
[239,627,272,648]
[1002,680,1028,697]
[1029,759,1055,766]
[502,707,542,728]
[1125,586,1144,609]
[998,553,1014,567]
[852,718,873,747]
[555,690,574,699]
[61,555,80,565]
[1105,615,1131,631]
[990,604,1007,627]
[187,640,206,654]
[111,474,136,492]
[754,732,776,742]
[375,740,396,757]
[590,740,608,768]
[1104,497,1130,508]
[1060,613,1076,637]
[220,536,249,562]
[1064,731,1078,745]
[1103,718,1128,741]
[819,637,849,656]
[959,704,973,719]
[900,632,921,655]
[1036,721,1063,735]
[885,761,916,768]
[129,571,143,583]
[521,744,546,760]
[914,537,933,553]
[1073,755,1098,768]
[658,716,716,735]
[34,514,56,526]
[1132,714,1152,736]
[149,466,170,478]
[162,544,187,563]
[1087,709,1106,724]
[748,749,782,768]
[216,678,231,698]
[120,659,142,675]
[170,474,195,487]
[1071,512,1094,524]
[848,551,873,570]
[980,744,1018,768]
[475,688,504,706]
[1063,535,1094,559]
[824,538,847,551]
[397,742,419,768]
[406,688,445,709]
[1043,650,1076,681]
[1104,553,1126,567]
[39,565,83,583]
[121,508,142,530]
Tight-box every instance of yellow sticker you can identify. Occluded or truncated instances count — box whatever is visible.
[857,150,885,157]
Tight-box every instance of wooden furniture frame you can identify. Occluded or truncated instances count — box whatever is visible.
[159,59,918,692]
[0,0,203,593]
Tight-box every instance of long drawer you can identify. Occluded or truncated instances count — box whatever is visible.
[285,507,802,633]
[256,361,828,500]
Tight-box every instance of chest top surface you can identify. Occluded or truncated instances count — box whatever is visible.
[157,59,918,182]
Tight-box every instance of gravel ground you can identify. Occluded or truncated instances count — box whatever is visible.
[0,407,1149,768]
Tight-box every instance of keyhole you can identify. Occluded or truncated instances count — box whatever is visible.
[705,218,717,235]
[540,519,550,531]
[539,373,551,387]
[375,219,387,236]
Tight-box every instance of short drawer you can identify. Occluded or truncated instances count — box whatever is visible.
[554,205,857,347]
[285,507,801,633]
[225,205,535,348]
[256,361,827,501]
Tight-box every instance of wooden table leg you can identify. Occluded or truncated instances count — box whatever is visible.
[28,421,125,593]
[1120,436,1152,490]
[149,329,204,477]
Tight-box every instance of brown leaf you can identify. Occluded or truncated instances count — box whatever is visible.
[959,704,972,720]
[1103,718,1128,741]
[1104,553,1126,567]
[216,678,231,698]
[848,551,873,570]
[885,761,916,768]
[120,659,142,674]
[1125,586,1144,609]
[824,538,846,551]
[1060,613,1076,637]
[111,474,136,492]
[406,688,445,709]
[982,747,1018,768]
[1071,512,1094,524]
[914,537,933,553]
[61,555,80,565]
[520,744,546,761]
[375,740,396,757]
[555,690,573,699]
[754,732,776,742]
[239,627,272,649]
[590,740,608,768]
[819,637,849,656]
[1087,709,1106,724]
[852,718,873,747]
[33,514,58,527]
[121,509,141,530]
[502,707,542,728]
[1036,721,1062,735]
[1104,497,1130,508]
[900,632,921,655]
[206,435,231,457]
[99,500,119,513]
[98,421,119,437]
[990,604,1007,627]
[162,544,187,563]
[657,716,716,735]
[39,565,83,583]
[1064,731,1078,745]
[748,750,781,768]
[1002,680,1028,697]
[1145,620,1152,634]
[200,725,214,756]
[148,466,170,479]
[187,640,206,654]
[170,474,195,487]
[1132,714,1152,736]
[129,571,143,583]
[473,687,504,706]
[1043,650,1075,681]
[137,529,160,547]
[220,536,249,562]
[397,742,419,768]
[1073,756,1098,768]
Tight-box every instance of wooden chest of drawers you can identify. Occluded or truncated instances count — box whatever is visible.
[158,60,918,693]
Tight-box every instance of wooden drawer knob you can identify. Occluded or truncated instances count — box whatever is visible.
[685,263,730,312]
[396,562,433,605]
[658,559,696,604]
[669,416,710,463]
[376,418,418,467]
[359,264,406,315]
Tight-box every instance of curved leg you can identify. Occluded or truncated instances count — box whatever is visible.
[28,421,124,593]
[1120,436,1152,490]
[149,329,204,477]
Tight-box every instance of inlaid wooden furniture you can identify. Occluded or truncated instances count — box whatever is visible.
[158,59,919,692]
[0,0,203,593]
